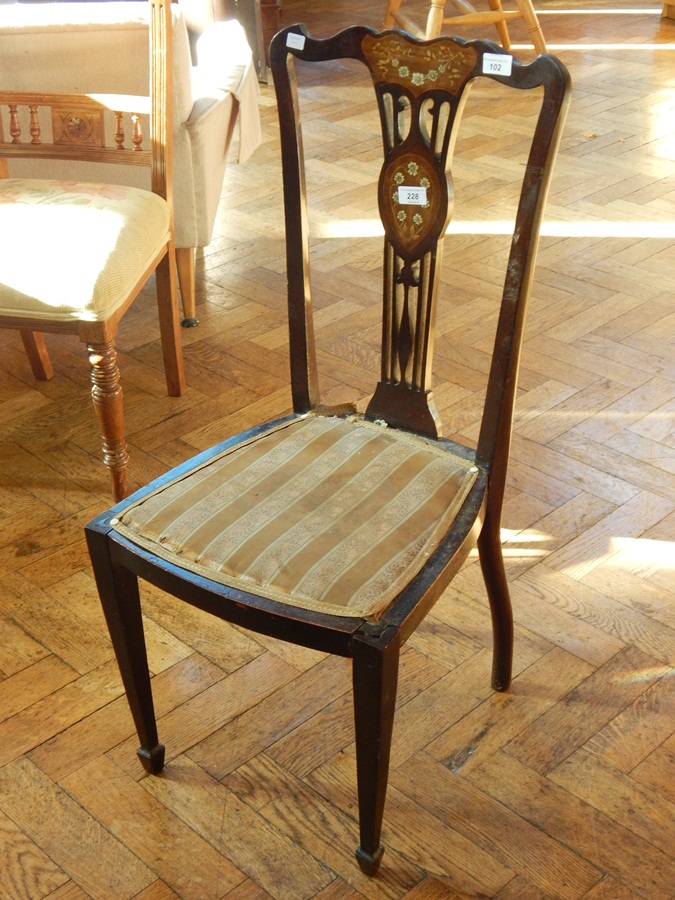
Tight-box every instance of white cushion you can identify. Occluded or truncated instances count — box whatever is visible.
[0,178,170,322]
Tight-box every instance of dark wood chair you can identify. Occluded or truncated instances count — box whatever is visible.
[0,0,184,501]
[86,24,570,875]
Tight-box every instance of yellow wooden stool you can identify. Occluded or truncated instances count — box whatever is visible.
[384,0,547,53]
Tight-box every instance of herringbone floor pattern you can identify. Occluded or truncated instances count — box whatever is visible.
[1,1,674,897]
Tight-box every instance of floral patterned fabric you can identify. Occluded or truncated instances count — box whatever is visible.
[0,178,170,322]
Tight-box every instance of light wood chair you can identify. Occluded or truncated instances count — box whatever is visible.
[0,0,184,501]
[384,0,547,53]
[0,2,259,331]
[86,23,569,875]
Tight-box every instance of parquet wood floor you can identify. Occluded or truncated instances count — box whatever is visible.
[1,1,675,897]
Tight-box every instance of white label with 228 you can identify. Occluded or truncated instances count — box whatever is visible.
[398,185,427,206]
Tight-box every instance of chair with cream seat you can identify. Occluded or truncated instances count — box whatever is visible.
[384,0,547,53]
[0,0,184,501]
[86,23,569,873]
[0,0,260,328]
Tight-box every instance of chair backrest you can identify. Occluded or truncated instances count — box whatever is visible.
[270,25,569,481]
[0,0,174,204]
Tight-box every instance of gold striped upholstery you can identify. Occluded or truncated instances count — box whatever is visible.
[113,414,478,620]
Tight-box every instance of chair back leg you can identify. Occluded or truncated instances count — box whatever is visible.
[20,330,54,381]
[154,248,187,396]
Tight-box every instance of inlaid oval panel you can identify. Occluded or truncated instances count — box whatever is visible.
[379,151,449,259]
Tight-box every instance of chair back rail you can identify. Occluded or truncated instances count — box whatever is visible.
[271,24,570,459]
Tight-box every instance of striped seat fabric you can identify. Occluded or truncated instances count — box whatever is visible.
[113,414,478,620]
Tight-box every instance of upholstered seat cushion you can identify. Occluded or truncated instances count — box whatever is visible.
[112,414,479,620]
[0,178,170,322]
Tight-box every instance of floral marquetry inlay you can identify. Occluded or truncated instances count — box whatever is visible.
[381,152,447,257]
[362,33,477,97]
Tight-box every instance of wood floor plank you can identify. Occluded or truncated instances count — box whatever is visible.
[187,655,351,780]
[0,758,155,899]
[109,651,298,778]
[0,807,68,900]
[425,647,595,775]
[61,756,246,900]
[306,753,514,896]
[389,753,603,899]
[1,1,674,893]
[549,748,675,857]
[467,750,675,899]
[0,659,125,769]
[504,645,666,775]
[28,653,225,782]
[141,754,334,899]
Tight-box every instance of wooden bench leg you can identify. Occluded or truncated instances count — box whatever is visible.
[489,0,511,49]
[516,0,547,53]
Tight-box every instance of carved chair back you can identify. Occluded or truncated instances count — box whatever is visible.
[273,25,568,488]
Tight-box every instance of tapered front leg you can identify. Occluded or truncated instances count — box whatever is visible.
[87,340,129,502]
[86,525,164,774]
[352,625,400,876]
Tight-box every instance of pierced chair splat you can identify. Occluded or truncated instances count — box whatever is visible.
[86,24,570,875]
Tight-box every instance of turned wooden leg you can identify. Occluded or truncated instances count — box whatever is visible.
[85,524,165,774]
[20,329,53,381]
[426,0,447,38]
[383,0,404,28]
[478,505,514,692]
[488,0,512,50]
[155,246,186,397]
[87,340,129,502]
[516,0,547,53]
[176,246,199,327]
[352,626,400,876]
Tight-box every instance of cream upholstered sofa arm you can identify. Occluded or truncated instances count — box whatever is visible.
[0,1,260,252]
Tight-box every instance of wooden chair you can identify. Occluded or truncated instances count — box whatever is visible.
[384,0,547,53]
[0,0,184,501]
[86,24,569,875]
[0,2,259,331]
